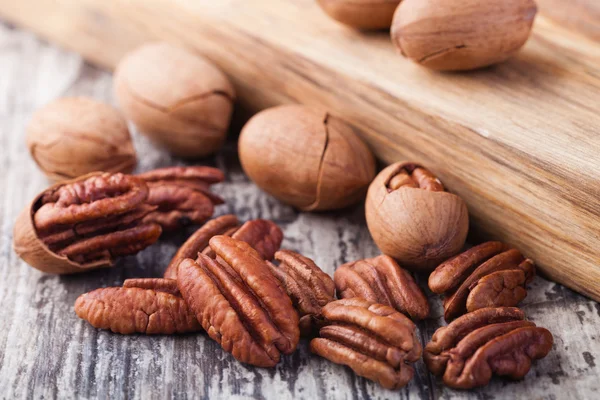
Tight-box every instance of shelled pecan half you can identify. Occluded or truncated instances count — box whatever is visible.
[13,172,162,274]
[424,307,553,389]
[177,236,299,367]
[334,255,429,320]
[429,242,536,321]
[310,298,422,390]
[266,250,335,336]
[75,278,201,334]
[138,166,225,231]
[164,215,282,279]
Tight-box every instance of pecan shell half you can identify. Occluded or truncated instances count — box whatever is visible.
[177,236,299,367]
[13,172,162,274]
[138,166,225,231]
[267,250,335,336]
[429,242,536,321]
[424,307,553,389]
[75,278,201,334]
[310,298,422,390]
[334,255,429,320]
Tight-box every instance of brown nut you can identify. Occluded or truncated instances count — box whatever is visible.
[310,298,422,390]
[429,242,535,321]
[114,42,235,158]
[26,97,137,182]
[365,162,469,272]
[177,236,299,367]
[267,250,335,336]
[163,216,283,279]
[391,0,538,71]
[334,255,429,320]
[424,307,553,389]
[138,166,225,231]
[75,279,201,334]
[13,172,162,274]
[239,105,376,211]
[316,0,401,30]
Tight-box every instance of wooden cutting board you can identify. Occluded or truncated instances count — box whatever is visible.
[1,0,600,301]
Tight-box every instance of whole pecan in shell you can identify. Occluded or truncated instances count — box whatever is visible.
[138,166,225,231]
[177,236,299,367]
[429,242,535,321]
[13,172,162,274]
[310,298,422,390]
[424,307,553,389]
[334,255,429,320]
[75,278,201,334]
[267,250,335,336]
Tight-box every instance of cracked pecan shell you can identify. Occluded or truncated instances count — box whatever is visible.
[177,236,299,367]
[138,166,225,231]
[429,242,536,321]
[334,255,429,320]
[310,298,422,390]
[267,250,335,336]
[424,307,553,389]
[13,172,162,274]
[164,216,283,279]
[75,278,201,334]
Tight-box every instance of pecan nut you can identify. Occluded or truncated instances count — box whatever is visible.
[424,307,553,389]
[267,250,335,336]
[310,298,422,390]
[13,172,162,274]
[75,278,201,334]
[177,236,299,367]
[163,216,283,279]
[334,255,429,320]
[138,166,225,231]
[428,242,535,321]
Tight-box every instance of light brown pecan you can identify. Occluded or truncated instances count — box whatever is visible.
[163,216,283,279]
[138,166,225,231]
[334,255,429,320]
[310,298,422,390]
[14,172,162,274]
[266,250,335,336]
[177,236,299,367]
[74,279,201,334]
[428,242,536,321]
[424,307,553,389]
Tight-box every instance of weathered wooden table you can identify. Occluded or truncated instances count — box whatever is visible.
[0,23,598,400]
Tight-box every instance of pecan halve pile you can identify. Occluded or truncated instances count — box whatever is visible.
[177,236,300,367]
[267,250,335,336]
[138,166,225,231]
[429,242,536,321]
[163,215,283,279]
[310,298,422,390]
[424,307,553,389]
[75,278,200,334]
[334,255,429,320]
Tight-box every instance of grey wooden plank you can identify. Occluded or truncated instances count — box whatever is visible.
[0,22,598,400]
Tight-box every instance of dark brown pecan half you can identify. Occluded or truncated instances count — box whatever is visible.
[74,283,201,334]
[429,242,536,321]
[386,164,444,192]
[138,166,225,231]
[334,255,429,320]
[123,278,180,295]
[267,250,335,336]
[30,173,161,269]
[310,298,422,390]
[177,236,299,367]
[424,307,553,389]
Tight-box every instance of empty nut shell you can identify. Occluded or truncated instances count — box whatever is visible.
[239,105,376,211]
[317,0,401,30]
[26,97,136,181]
[114,42,235,158]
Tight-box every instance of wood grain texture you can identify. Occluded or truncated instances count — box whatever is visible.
[1,0,599,303]
[0,24,599,400]
[536,0,600,40]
